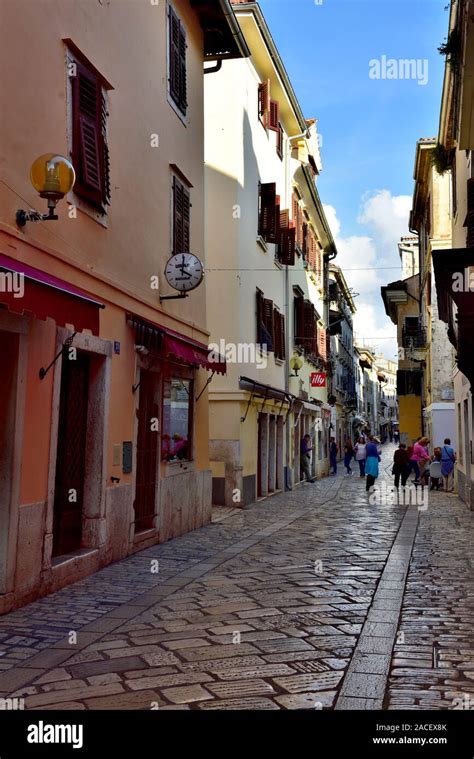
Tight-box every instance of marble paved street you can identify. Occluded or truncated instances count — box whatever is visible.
[0,445,473,710]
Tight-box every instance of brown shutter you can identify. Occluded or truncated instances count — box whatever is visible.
[302,301,316,354]
[280,208,289,229]
[269,100,279,131]
[101,93,111,206]
[277,123,284,159]
[279,313,286,359]
[279,227,296,265]
[256,289,263,344]
[72,61,103,207]
[318,326,327,361]
[259,182,277,242]
[173,177,190,254]
[263,298,274,351]
[169,6,186,113]
[302,222,308,257]
[273,308,281,358]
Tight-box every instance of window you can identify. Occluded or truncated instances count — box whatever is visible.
[258,182,278,242]
[256,291,285,357]
[168,5,187,116]
[70,56,110,212]
[295,297,317,355]
[172,175,190,254]
[276,208,295,265]
[162,377,193,462]
[397,370,422,396]
[292,193,303,251]
[269,100,279,131]
[273,308,285,360]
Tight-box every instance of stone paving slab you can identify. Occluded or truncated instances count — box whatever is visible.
[0,445,472,710]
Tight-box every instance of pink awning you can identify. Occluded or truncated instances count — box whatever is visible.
[0,253,104,335]
[126,313,226,374]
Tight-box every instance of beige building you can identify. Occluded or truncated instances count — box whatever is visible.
[410,138,456,449]
[205,0,336,505]
[0,0,247,611]
[432,0,474,508]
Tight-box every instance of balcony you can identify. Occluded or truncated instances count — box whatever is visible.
[401,326,426,349]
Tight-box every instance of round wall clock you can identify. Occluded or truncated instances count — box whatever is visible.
[164,253,204,293]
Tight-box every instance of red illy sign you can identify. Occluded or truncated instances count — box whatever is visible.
[310,372,327,387]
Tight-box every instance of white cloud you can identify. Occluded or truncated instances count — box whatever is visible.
[324,189,411,361]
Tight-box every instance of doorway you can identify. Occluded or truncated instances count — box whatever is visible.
[134,369,160,532]
[52,350,90,557]
[0,329,20,592]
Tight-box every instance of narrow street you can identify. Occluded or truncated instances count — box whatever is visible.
[0,445,472,711]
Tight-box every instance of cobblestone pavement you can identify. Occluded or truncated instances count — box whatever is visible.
[0,445,472,710]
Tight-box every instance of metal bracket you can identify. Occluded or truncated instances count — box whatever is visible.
[241,381,256,423]
[284,397,294,425]
[259,388,269,415]
[17,208,58,227]
[39,332,77,380]
[195,370,215,403]
[159,292,189,302]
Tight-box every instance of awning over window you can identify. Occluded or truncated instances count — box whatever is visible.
[126,313,226,374]
[0,253,104,335]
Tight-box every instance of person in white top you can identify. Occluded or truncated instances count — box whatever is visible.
[354,437,367,477]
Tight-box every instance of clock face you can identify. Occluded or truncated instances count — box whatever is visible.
[164,253,204,293]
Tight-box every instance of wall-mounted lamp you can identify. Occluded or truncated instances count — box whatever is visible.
[16,153,75,227]
[289,354,304,377]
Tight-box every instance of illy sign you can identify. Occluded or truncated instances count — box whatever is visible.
[310,372,326,388]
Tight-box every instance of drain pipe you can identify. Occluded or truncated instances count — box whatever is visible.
[204,60,223,75]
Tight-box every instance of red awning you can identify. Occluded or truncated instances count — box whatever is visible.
[127,313,226,374]
[0,253,104,335]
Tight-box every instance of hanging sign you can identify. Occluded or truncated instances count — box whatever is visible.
[310,372,327,388]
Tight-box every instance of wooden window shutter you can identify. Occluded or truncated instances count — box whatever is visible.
[269,100,279,131]
[318,326,327,361]
[279,313,286,359]
[273,308,281,358]
[279,226,296,266]
[259,182,277,242]
[280,208,289,229]
[258,79,270,126]
[302,301,316,354]
[302,222,308,257]
[295,297,304,348]
[277,123,284,159]
[173,177,190,255]
[256,289,263,344]
[169,6,187,114]
[72,61,104,208]
[263,298,274,351]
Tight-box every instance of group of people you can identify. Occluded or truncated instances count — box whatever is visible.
[392,436,456,492]
[327,434,382,492]
[301,431,457,495]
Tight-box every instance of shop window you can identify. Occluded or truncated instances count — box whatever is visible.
[162,377,193,461]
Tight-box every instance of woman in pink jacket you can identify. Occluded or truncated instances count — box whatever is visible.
[412,437,431,484]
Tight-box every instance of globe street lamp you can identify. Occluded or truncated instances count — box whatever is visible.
[16,154,75,227]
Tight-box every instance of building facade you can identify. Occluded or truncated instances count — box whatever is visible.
[410,138,456,450]
[0,0,247,611]
[205,0,336,506]
[432,0,474,509]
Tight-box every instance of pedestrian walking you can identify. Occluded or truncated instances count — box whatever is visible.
[300,434,314,483]
[344,439,354,475]
[415,437,431,486]
[441,437,456,492]
[329,437,338,475]
[354,437,367,477]
[365,435,381,493]
[392,443,409,488]
[429,447,443,490]
[407,437,422,483]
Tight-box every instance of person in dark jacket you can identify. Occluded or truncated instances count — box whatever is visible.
[393,443,409,488]
[329,437,338,475]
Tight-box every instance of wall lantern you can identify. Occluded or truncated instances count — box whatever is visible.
[289,354,304,377]
[16,154,75,227]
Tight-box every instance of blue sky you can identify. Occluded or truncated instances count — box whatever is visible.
[258,0,449,358]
